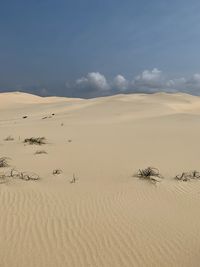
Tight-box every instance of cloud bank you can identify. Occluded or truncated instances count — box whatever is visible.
[134,68,163,88]
[113,75,129,91]
[67,69,200,97]
[76,72,110,91]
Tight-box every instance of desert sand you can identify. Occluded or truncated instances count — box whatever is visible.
[1,91,200,267]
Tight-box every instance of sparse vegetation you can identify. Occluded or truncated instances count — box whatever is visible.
[70,173,78,183]
[0,173,7,184]
[24,137,46,145]
[10,168,20,178]
[175,171,200,181]
[42,116,52,119]
[19,172,40,181]
[0,157,10,168]
[34,150,47,155]
[136,167,162,183]
[4,136,14,141]
[0,168,40,184]
[53,169,62,175]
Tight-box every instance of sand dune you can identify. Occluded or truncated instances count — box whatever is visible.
[1,92,200,267]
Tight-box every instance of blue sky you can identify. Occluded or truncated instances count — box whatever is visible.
[1,0,200,97]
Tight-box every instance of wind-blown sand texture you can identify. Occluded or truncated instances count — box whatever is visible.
[1,91,200,267]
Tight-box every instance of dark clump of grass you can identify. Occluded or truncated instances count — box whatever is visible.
[0,168,40,185]
[70,173,78,183]
[34,150,47,155]
[10,168,20,178]
[19,172,40,181]
[53,169,62,175]
[4,136,14,141]
[136,167,162,184]
[175,170,200,182]
[0,157,10,168]
[24,137,46,145]
[10,169,40,181]
[0,173,7,184]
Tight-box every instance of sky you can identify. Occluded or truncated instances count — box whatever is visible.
[1,0,200,97]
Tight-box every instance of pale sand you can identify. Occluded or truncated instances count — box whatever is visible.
[1,91,200,267]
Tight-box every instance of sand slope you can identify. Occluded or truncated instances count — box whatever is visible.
[1,92,200,267]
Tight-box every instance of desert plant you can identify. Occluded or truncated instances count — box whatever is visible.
[0,168,19,184]
[0,168,40,184]
[0,157,10,168]
[0,173,7,184]
[70,173,77,183]
[136,167,162,183]
[42,116,52,119]
[24,137,46,145]
[4,136,14,141]
[175,170,200,181]
[9,168,20,178]
[53,169,62,175]
[34,150,47,155]
[19,172,40,181]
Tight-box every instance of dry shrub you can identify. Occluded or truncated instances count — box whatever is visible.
[9,169,40,181]
[70,174,78,183]
[24,137,46,145]
[0,173,7,184]
[0,168,40,184]
[10,168,20,178]
[34,150,47,155]
[175,171,200,181]
[42,116,52,120]
[53,169,62,175]
[4,136,14,141]
[19,172,40,181]
[136,167,162,183]
[11,169,40,181]
[0,157,10,168]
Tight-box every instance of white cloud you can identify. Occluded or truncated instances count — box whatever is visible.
[135,68,163,87]
[76,72,109,91]
[189,73,200,85]
[113,75,128,91]
[182,73,200,93]
[166,77,186,88]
